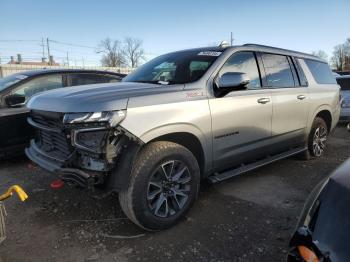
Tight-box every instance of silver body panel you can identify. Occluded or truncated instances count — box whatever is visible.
[27,45,341,177]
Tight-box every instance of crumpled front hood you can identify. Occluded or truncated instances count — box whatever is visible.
[27,82,170,113]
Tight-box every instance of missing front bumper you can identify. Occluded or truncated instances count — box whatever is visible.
[25,140,102,189]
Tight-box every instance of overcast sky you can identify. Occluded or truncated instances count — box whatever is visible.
[0,0,349,66]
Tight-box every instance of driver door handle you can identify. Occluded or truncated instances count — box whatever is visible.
[297,95,306,100]
[257,98,270,104]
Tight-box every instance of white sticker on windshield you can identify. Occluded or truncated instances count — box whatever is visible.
[15,75,28,80]
[198,51,222,57]
[158,81,169,85]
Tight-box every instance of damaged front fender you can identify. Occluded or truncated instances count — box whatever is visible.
[104,126,144,192]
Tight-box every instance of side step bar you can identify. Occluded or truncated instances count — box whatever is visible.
[207,146,307,184]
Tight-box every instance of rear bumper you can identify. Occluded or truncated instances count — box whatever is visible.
[25,140,100,188]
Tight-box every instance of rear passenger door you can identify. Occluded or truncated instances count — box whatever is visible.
[259,53,309,149]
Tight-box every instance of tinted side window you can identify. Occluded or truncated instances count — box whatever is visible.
[304,59,336,84]
[220,52,261,89]
[12,74,63,99]
[104,74,122,83]
[189,61,210,82]
[337,77,350,90]
[69,73,105,86]
[261,53,295,88]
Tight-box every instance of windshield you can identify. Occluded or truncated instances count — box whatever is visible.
[123,50,222,85]
[0,73,29,92]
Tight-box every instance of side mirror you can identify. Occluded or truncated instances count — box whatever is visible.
[215,72,250,97]
[5,94,26,108]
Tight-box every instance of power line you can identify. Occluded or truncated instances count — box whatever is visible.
[0,39,41,42]
[49,39,95,49]
[49,47,100,57]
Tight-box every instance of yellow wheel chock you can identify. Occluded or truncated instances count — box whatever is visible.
[0,185,28,244]
[0,185,28,202]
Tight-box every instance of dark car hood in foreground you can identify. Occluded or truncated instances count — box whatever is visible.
[311,159,350,262]
[313,160,350,262]
[27,82,178,113]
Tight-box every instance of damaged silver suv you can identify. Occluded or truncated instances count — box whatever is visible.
[25,44,340,230]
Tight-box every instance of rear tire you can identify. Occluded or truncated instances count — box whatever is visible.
[301,117,328,160]
[119,141,200,231]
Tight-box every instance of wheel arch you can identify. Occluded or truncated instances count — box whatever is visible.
[315,110,332,133]
[149,132,206,175]
[139,124,211,177]
[308,105,333,134]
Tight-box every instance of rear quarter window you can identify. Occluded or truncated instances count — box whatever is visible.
[304,59,336,84]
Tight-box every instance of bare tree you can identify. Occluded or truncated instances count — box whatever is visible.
[97,38,125,67]
[346,38,350,51]
[331,44,347,71]
[311,50,328,61]
[345,38,350,70]
[123,37,145,68]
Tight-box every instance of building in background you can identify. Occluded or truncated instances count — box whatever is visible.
[0,53,133,78]
[7,54,59,66]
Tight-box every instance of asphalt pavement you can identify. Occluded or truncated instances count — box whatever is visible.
[0,126,348,262]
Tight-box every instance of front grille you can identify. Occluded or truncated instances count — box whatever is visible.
[31,110,63,129]
[31,110,73,160]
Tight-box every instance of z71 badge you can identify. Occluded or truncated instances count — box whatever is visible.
[186,91,205,98]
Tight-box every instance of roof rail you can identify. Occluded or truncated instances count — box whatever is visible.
[242,43,319,59]
[243,43,294,51]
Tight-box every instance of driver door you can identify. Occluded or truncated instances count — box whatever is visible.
[209,51,273,171]
[0,74,65,154]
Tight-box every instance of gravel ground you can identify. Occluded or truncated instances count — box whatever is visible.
[0,126,349,262]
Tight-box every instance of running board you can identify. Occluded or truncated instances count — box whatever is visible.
[207,146,307,184]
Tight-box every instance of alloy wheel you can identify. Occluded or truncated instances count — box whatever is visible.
[312,126,327,157]
[147,160,192,218]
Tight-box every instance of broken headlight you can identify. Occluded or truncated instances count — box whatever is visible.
[63,110,126,127]
[64,110,126,153]
[74,129,107,152]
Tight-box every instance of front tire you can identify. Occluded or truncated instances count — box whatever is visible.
[119,141,200,231]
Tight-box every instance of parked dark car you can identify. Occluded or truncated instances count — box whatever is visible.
[287,159,350,262]
[337,75,350,122]
[0,69,125,157]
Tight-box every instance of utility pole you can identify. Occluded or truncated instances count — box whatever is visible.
[230,32,234,46]
[46,37,51,65]
[41,37,46,60]
[66,52,69,66]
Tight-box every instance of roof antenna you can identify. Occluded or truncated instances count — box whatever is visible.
[219,41,230,48]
